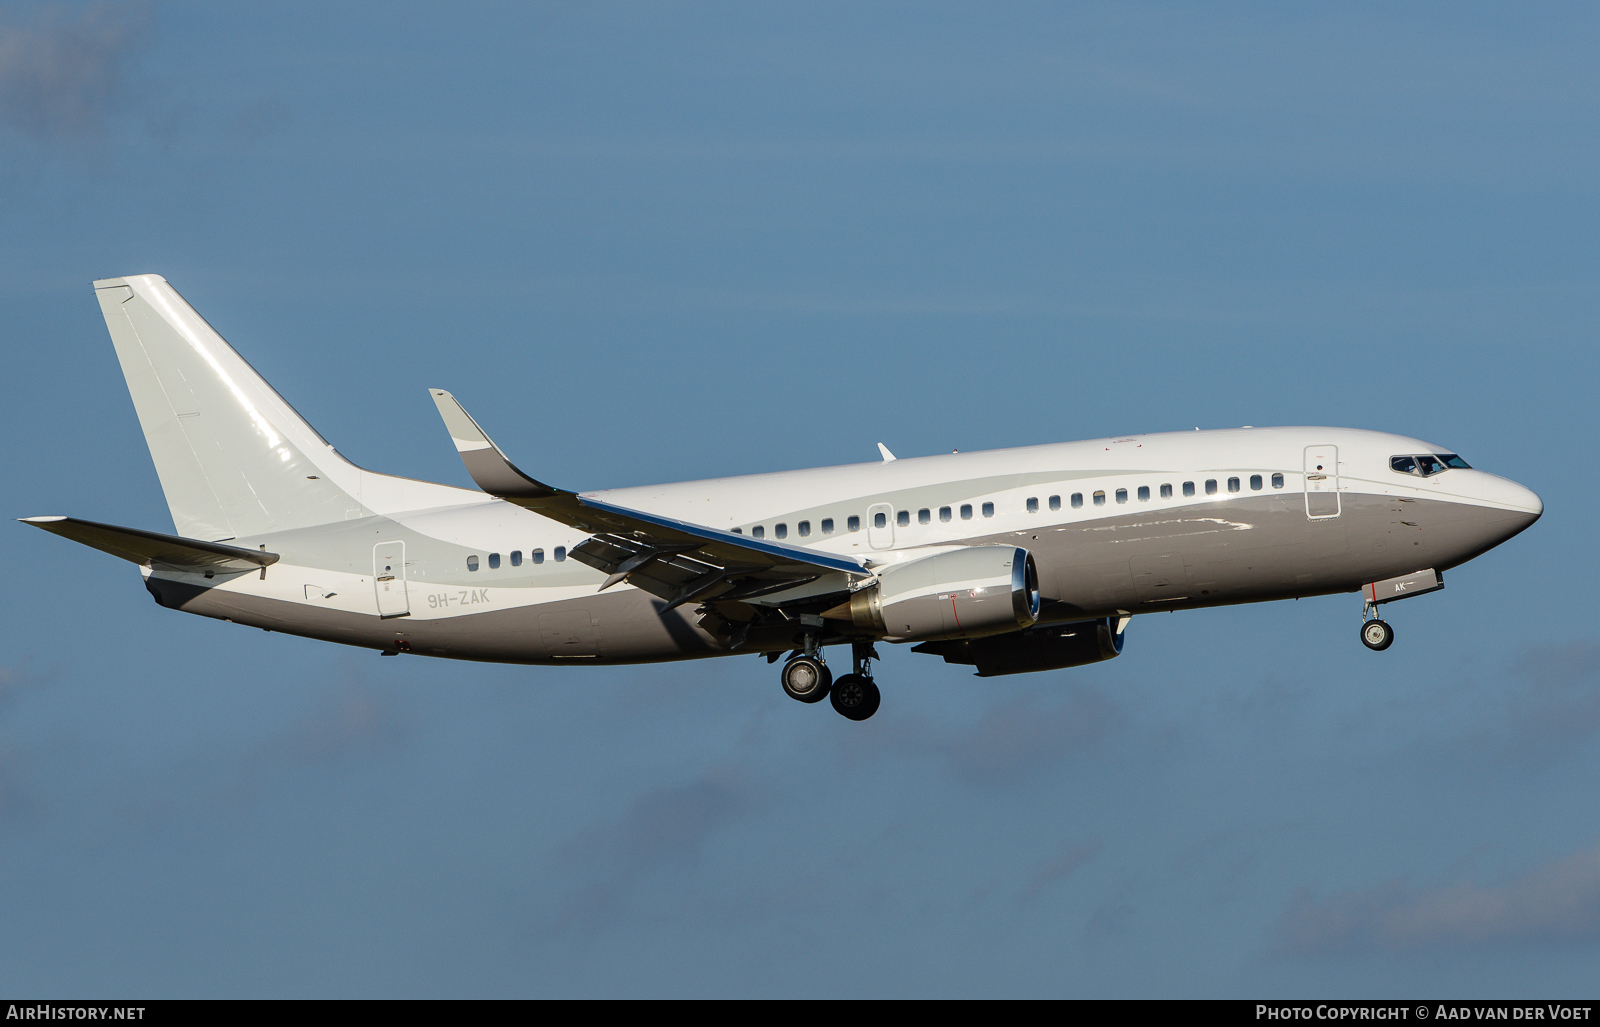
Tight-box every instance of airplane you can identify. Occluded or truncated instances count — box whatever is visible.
[22,275,1543,722]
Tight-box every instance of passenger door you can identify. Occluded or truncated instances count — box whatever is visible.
[867,502,895,549]
[1304,445,1340,519]
[373,541,409,618]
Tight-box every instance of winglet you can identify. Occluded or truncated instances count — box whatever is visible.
[428,390,558,499]
[877,442,897,462]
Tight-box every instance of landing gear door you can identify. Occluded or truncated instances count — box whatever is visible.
[1304,445,1340,519]
[374,541,409,618]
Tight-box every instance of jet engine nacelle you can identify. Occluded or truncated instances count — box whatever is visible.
[912,617,1126,677]
[836,545,1039,642]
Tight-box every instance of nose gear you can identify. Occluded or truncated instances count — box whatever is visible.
[1360,617,1394,651]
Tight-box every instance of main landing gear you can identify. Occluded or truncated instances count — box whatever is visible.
[780,654,831,703]
[779,639,880,721]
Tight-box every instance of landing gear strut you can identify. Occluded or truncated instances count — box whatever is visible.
[1360,601,1394,651]
[828,641,881,721]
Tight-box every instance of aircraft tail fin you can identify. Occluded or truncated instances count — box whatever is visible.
[93,275,365,542]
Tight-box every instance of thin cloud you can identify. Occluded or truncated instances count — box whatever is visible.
[1470,642,1600,767]
[836,682,1130,789]
[939,685,1128,788]
[0,660,62,831]
[0,660,56,711]
[554,764,761,931]
[1276,839,1600,954]
[123,680,410,829]
[1019,839,1102,905]
[0,1,151,144]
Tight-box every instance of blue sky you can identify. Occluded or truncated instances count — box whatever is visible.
[1,1,1597,997]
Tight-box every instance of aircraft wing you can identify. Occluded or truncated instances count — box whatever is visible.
[429,390,866,610]
[20,516,279,573]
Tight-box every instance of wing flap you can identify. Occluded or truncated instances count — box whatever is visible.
[20,516,279,573]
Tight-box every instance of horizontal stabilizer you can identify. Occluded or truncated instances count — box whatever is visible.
[20,516,279,573]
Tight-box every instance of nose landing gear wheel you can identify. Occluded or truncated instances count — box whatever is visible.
[1361,619,1394,651]
[781,656,832,703]
[829,674,880,721]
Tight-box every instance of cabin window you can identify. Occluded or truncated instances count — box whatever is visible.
[960,504,973,520]
[510,550,522,567]
[1183,481,1195,497]
[1250,474,1263,490]
[874,512,887,529]
[822,518,835,534]
[731,527,742,534]
[1093,491,1106,507]
[918,508,930,525]
[848,515,860,532]
[1160,484,1172,499]
[982,502,995,517]
[752,525,765,538]
[1071,493,1083,509]
[1115,489,1128,504]
[488,552,501,569]
[897,510,910,528]
[1271,473,1284,488]
[554,546,567,562]
[466,555,479,571]
[1138,486,1150,502]
[532,548,544,564]
[939,506,952,522]
[1227,477,1241,493]
[1205,479,1218,496]
[775,523,787,539]
[798,521,810,537]
[1049,495,1061,511]
[1026,497,1038,513]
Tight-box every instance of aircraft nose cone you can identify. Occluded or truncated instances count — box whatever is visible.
[1516,483,1543,519]
[1468,471,1543,518]
[1497,478,1543,520]
[1472,473,1542,545]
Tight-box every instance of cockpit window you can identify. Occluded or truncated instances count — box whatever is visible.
[1391,453,1469,477]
